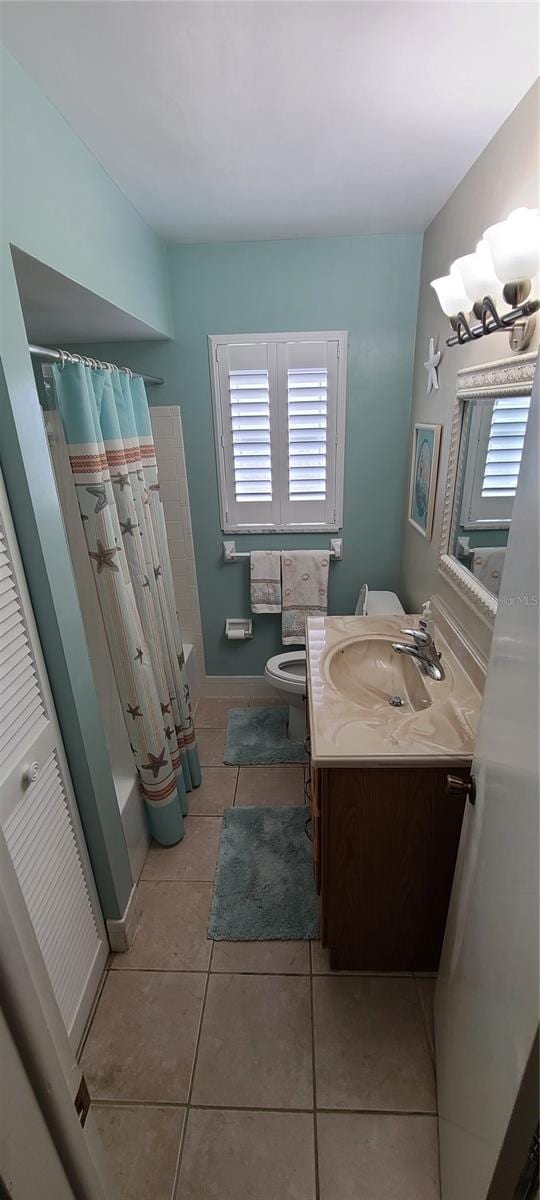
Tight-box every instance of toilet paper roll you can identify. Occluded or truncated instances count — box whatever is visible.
[226,627,246,639]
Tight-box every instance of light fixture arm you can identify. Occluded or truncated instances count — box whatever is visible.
[446,295,539,349]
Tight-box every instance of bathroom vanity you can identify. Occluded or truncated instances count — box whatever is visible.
[306,615,481,971]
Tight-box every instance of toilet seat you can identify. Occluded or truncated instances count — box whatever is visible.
[265,651,307,696]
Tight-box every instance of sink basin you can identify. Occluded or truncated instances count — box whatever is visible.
[306,615,480,765]
[324,636,432,713]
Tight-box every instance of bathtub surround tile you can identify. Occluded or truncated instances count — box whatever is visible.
[81,970,205,1103]
[211,939,310,974]
[110,882,212,972]
[191,973,313,1108]
[195,697,249,727]
[235,765,305,807]
[187,766,238,815]
[317,1113,440,1200]
[151,406,204,683]
[313,976,436,1112]
[93,1104,185,1200]
[196,728,226,766]
[176,1108,316,1200]
[142,817,221,882]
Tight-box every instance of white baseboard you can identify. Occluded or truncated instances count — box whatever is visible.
[201,674,279,698]
[106,885,139,953]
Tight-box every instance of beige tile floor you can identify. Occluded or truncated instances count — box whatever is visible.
[81,699,440,1200]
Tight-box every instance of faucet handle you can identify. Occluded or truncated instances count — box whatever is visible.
[400,627,430,643]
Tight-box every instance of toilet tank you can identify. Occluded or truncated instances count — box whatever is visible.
[355,585,404,616]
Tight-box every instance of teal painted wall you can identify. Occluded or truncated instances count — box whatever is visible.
[76,233,422,675]
[0,49,176,915]
[0,47,171,336]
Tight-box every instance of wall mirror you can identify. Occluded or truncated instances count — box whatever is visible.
[439,352,537,624]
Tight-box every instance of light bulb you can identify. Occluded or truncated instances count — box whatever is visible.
[431,266,472,318]
[452,240,505,305]
[483,207,540,284]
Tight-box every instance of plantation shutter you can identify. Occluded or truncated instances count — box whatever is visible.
[277,339,340,528]
[461,394,531,527]
[212,333,346,531]
[481,396,531,499]
[215,340,280,529]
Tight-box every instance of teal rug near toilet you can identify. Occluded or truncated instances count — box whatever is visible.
[208,806,319,940]
[224,706,308,765]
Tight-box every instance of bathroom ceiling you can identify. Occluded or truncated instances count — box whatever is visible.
[2,1,538,243]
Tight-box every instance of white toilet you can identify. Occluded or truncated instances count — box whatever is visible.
[264,585,405,743]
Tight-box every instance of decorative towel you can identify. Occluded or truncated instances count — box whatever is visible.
[250,550,282,613]
[281,550,329,644]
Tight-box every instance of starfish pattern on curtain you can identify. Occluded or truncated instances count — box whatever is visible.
[52,361,201,846]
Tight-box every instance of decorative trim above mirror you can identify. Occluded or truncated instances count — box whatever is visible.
[438,351,537,627]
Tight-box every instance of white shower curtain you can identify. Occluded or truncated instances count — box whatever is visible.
[52,359,201,846]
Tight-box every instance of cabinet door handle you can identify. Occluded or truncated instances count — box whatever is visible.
[446,774,476,805]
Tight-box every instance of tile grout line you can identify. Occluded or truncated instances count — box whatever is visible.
[414,975,437,1078]
[171,939,214,1198]
[232,765,240,807]
[77,964,109,1063]
[112,967,311,977]
[309,939,321,1200]
[91,1097,439,1117]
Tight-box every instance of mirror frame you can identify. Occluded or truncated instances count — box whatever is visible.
[438,351,537,627]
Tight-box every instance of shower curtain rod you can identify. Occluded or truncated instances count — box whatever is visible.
[28,343,164,387]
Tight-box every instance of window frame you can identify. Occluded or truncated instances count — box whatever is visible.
[208,330,347,534]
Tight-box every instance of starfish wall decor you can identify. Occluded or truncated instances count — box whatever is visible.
[424,337,441,394]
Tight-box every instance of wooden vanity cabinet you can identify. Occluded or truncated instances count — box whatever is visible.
[309,762,469,972]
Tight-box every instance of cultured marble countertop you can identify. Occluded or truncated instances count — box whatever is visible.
[306,615,481,768]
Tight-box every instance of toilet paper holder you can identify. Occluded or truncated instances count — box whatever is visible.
[225,618,253,640]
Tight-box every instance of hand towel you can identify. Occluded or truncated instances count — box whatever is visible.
[250,550,282,613]
[281,550,329,644]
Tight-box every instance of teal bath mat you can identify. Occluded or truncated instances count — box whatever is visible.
[208,806,319,940]
[224,706,308,765]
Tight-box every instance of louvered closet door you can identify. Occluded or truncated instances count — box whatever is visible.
[0,468,107,1051]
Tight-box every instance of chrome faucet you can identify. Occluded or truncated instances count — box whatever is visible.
[391,628,445,682]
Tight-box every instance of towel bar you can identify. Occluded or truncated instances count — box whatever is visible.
[223,538,343,563]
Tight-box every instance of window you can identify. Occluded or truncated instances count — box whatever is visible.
[209,332,347,532]
[460,394,531,529]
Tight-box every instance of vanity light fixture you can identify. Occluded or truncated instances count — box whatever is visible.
[431,207,540,352]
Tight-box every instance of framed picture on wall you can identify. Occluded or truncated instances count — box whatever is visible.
[408,423,442,540]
